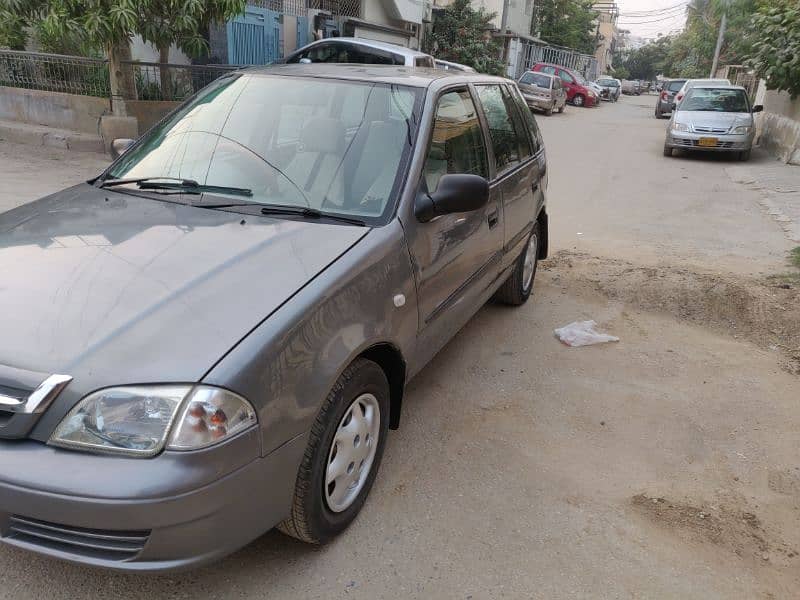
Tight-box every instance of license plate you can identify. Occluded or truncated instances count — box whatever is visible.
[698,137,718,147]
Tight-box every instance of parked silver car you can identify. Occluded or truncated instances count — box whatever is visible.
[284,37,435,67]
[664,85,763,161]
[517,70,567,115]
[0,64,549,571]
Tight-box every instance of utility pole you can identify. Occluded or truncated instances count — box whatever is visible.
[500,0,510,33]
[709,2,728,77]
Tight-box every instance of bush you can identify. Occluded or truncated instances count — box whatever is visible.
[749,0,800,97]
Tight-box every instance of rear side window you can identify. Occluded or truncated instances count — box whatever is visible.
[541,65,556,76]
[667,80,685,92]
[423,89,489,193]
[509,86,542,154]
[503,86,532,159]
[415,56,435,68]
[476,85,521,173]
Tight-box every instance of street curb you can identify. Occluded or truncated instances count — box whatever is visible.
[0,119,105,154]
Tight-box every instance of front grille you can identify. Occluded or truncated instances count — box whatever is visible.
[6,515,149,561]
[693,126,729,134]
[673,138,735,149]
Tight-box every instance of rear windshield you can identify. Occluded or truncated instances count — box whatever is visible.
[520,72,551,88]
[681,88,749,113]
[667,80,686,92]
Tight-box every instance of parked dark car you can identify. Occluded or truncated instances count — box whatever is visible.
[0,64,549,572]
[655,78,687,118]
[531,62,598,107]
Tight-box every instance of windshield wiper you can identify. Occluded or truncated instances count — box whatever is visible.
[260,205,366,226]
[99,177,252,197]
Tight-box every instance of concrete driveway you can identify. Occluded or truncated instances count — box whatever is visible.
[0,96,798,599]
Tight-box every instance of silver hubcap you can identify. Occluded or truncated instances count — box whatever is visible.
[325,393,380,513]
[522,233,538,292]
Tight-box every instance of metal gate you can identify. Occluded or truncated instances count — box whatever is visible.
[227,5,283,65]
[296,16,309,49]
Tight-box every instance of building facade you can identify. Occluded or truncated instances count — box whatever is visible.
[592,1,619,76]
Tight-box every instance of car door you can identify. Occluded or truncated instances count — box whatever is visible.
[557,68,577,101]
[474,83,539,272]
[404,86,504,359]
[553,77,566,107]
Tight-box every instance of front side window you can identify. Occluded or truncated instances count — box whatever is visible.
[423,89,489,193]
[560,71,575,84]
[509,86,541,154]
[476,85,521,173]
[107,75,422,223]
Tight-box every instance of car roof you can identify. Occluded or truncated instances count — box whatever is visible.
[524,71,555,78]
[240,63,509,88]
[294,37,432,58]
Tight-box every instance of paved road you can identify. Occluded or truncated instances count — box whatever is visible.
[1,97,799,599]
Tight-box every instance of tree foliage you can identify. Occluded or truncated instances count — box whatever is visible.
[749,0,800,97]
[425,0,504,75]
[531,0,598,55]
[615,0,759,80]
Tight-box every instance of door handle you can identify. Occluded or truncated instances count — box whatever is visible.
[487,209,499,229]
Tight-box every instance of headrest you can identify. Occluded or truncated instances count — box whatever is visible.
[300,117,345,154]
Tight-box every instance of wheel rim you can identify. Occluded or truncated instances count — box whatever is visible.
[575,95,583,106]
[325,393,381,513]
[522,233,538,292]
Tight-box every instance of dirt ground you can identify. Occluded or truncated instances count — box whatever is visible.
[0,95,799,599]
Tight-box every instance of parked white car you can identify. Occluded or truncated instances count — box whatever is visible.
[284,38,435,68]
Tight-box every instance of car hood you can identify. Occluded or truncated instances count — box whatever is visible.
[0,184,369,387]
[676,111,752,130]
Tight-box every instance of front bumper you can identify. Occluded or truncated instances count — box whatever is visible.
[0,430,307,572]
[665,130,753,152]
[522,93,553,111]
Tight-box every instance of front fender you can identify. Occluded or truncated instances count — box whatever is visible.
[202,220,418,456]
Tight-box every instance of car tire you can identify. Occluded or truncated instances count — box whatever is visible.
[573,94,585,107]
[545,103,554,116]
[663,144,673,157]
[278,358,390,544]
[655,109,662,119]
[739,150,751,161]
[558,103,565,113]
[494,221,540,306]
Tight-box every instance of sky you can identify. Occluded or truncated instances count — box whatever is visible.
[615,0,689,40]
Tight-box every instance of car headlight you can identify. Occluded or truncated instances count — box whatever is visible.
[731,125,752,134]
[49,385,257,457]
[672,122,690,132]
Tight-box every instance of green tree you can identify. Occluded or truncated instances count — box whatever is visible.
[425,0,505,75]
[136,0,245,99]
[0,0,245,104]
[531,0,598,55]
[748,0,800,97]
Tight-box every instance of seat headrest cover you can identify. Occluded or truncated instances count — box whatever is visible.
[300,117,345,154]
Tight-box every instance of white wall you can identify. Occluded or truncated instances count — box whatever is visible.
[130,35,191,65]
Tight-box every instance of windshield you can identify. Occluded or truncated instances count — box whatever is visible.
[680,88,749,113]
[667,80,685,92]
[520,72,551,88]
[106,74,422,223]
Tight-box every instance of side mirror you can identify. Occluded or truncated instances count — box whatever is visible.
[415,174,489,223]
[110,138,134,160]
[299,57,312,64]
[752,105,763,113]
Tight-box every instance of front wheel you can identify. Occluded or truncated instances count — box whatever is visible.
[663,144,673,157]
[494,222,540,306]
[278,358,390,544]
[558,102,565,113]
[573,94,585,107]
[739,149,751,161]
[545,103,554,116]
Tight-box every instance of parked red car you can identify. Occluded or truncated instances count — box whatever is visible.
[531,63,598,108]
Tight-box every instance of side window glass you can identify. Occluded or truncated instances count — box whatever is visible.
[423,89,489,193]
[476,85,520,173]
[503,86,531,159]
[543,66,556,75]
[509,86,541,154]
[561,71,574,84]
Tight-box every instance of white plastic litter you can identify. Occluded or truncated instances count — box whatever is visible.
[554,320,619,347]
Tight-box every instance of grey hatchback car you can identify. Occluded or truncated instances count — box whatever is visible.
[0,65,548,571]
